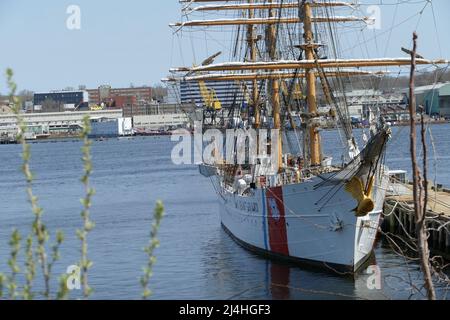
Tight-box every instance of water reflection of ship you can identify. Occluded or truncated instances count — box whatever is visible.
[269,263,291,300]
[202,228,379,300]
[272,261,382,300]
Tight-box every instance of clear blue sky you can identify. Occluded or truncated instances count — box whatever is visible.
[1,0,449,93]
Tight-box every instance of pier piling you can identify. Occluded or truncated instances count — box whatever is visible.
[383,188,450,260]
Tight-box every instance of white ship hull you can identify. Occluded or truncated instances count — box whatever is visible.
[215,166,390,273]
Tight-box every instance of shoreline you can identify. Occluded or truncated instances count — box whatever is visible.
[1,121,448,144]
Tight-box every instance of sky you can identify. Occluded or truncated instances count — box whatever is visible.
[0,0,449,93]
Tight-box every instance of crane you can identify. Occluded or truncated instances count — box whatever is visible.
[198,81,222,111]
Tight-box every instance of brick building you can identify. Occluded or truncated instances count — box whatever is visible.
[86,85,181,117]
[87,86,153,106]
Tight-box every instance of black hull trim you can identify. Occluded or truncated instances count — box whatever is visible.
[221,223,373,277]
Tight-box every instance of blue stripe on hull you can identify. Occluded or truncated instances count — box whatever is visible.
[262,189,269,251]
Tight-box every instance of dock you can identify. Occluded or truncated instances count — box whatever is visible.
[383,183,450,259]
[0,136,17,144]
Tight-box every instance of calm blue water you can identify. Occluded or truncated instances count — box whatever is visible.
[0,124,449,300]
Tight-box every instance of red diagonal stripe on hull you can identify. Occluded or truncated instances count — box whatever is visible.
[266,187,290,256]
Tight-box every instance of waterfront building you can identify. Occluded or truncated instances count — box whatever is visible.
[0,110,123,135]
[87,86,153,105]
[33,90,89,111]
[414,82,450,117]
[133,113,190,131]
[171,80,260,108]
[336,89,408,120]
[89,117,133,138]
[121,102,184,118]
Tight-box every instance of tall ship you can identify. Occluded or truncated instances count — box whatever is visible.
[166,0,448,273]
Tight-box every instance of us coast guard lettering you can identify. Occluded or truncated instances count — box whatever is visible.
[235,199,259,213]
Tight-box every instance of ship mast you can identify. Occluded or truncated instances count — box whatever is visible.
[267,0,282,171]
[303,2,321,166]
[164,70,387,82]
[181,1,356,11]
[171,58,449,72]
[247,0,260,128]
[170,0,449,169]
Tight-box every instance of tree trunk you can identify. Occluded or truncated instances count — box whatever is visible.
[409,32,436,300]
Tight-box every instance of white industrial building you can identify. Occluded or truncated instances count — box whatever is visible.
[0,110,123,135]
[133,114,190,131]
[335,89,407,119]
[89,118,133,138]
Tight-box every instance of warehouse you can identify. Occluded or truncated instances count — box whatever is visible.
[414,82,450,118]
[33,90,89,111]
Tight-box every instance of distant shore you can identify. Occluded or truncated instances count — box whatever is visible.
[1,121,448,145]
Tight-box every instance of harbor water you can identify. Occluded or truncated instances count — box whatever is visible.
[0,124,449,300]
